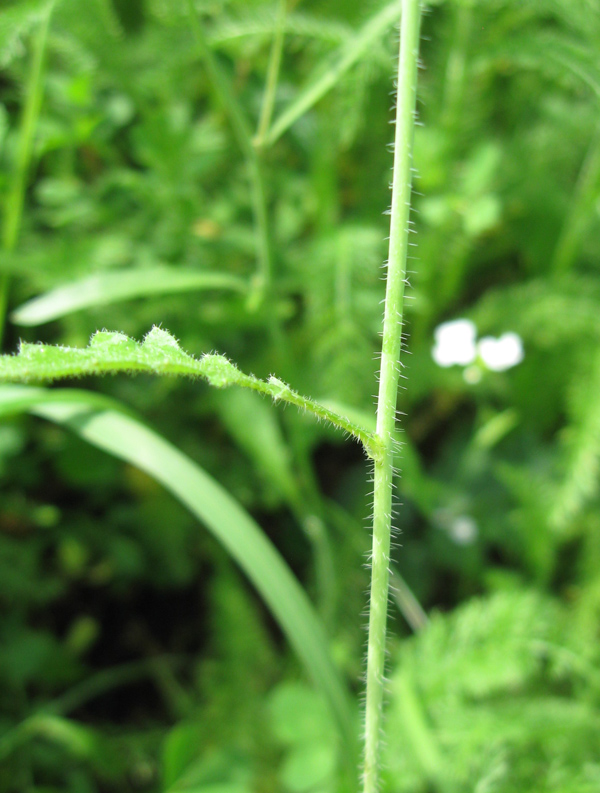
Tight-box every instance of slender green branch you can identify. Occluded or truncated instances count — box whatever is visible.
[265,1,399,147]
[186,1,272,308]
[0,1,53,348]
[364,0,422,790]
[0,327,382,459]
[255,0,288,147]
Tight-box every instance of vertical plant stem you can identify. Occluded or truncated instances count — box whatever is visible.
[364,0,421,790]
[255,0,287,148]
[0,2,53,349]
[186,2,272,308]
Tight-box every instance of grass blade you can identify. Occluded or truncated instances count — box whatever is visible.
[0,384,359,775]
[11,268,247,326]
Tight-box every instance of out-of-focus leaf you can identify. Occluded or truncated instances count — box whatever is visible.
[217,388,298,505]
[551,348,600,531]
[0,0,53,68]
[11,268,247,325]
[268,681,338,793]
[269,681,334,745]
[163,727,251,793]
[0,713,97,763]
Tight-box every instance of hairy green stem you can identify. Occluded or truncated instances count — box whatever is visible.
[0,2,53,349]
[364,0,422,790]
[255,0,287,147]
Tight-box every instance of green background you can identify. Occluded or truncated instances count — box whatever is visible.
[1,0,600,791]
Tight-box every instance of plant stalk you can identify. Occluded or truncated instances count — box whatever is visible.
[0,2,53,349]
[255,0,287,148]
[186,2,272,309]
[364,0,422,790]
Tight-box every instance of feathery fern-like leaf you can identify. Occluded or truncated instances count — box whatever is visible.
[0,0,53,68]
[386,591,600,792]
[551,348,600,530]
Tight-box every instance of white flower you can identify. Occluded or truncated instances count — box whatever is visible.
[432,319,477,367]
[432,320,525,375]
[478,332,524,371]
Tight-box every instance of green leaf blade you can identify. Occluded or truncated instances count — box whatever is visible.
[11,268,248,326]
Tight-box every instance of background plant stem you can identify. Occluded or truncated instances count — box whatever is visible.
[255,0,287,147]
[0,2,53,349]
[186,1,272,309]
[364,0,422,790]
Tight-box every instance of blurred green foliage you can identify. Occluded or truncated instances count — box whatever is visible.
[1,0,600,791]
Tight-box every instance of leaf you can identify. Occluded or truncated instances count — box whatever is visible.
[268,682,334,745]
[551,348,600,531]
[281,742,337,793]
[0,0,53,68]
[470,277,600,345]
[216,388,299,505]
[11,268,247,325]
[0,713,97,763]
[481,31,600,99]
[264,0,399,146]
[0,327,379,456]
[163,730,250,793]
[386,591,600,791]
[208,7,351,49]
[0,385,359,771]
